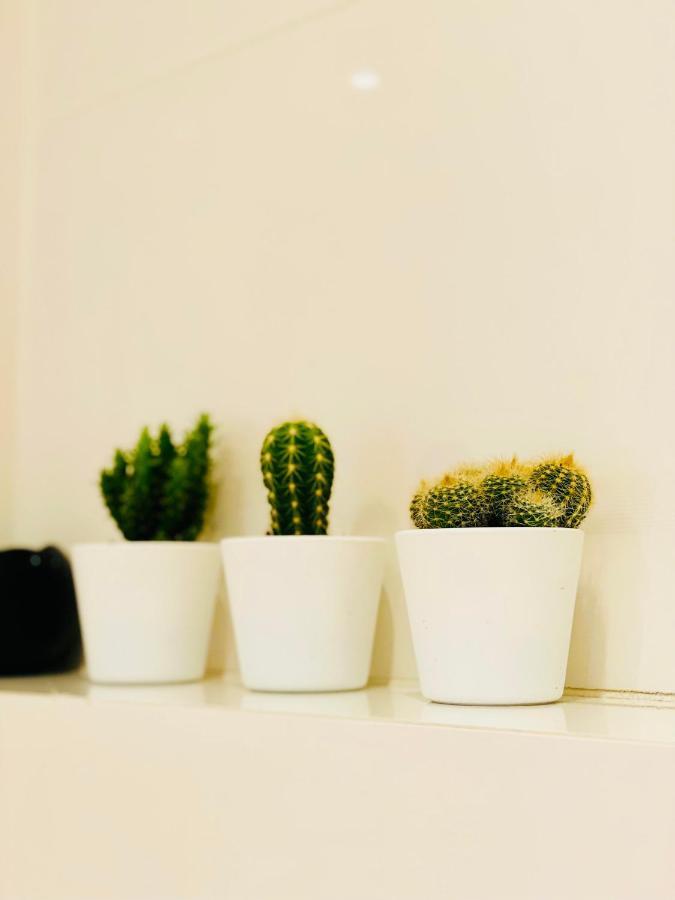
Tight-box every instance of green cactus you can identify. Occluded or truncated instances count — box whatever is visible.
[505,488,563,528]
[99,414,214,541]
[480,458,530,526]
[410,475,488,528]
[530,454,591,527]
[411,453,591,530]
[261,420,334,535]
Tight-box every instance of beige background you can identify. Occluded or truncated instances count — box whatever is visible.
[0,0,28,546]
[2,0,675,690]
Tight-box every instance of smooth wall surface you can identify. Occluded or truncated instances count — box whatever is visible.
[7,0,675,690]
[0,0,28,544]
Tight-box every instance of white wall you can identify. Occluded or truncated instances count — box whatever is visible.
[0,0,29,543]
[8,0,675,691]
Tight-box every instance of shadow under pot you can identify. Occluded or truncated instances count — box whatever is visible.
[72,542,221,684]
[395,527,584,706]
[221,536,385,692]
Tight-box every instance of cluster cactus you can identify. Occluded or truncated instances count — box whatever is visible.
[411,454,591,529]
[261,420,334,535]
[100,414,214,541]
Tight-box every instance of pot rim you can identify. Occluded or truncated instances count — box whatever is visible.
[220,535,385,545]
[72,541,219,551]
[396,527,583,536]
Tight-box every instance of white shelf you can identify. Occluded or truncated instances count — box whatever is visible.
[2,671,675,745]
[3,673,675,899]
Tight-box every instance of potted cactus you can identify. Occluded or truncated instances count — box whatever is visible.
[221,420,385,692]
[396,455,590,705]
[72,414,221,684]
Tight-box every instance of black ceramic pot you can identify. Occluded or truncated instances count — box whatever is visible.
[0,546,82,676]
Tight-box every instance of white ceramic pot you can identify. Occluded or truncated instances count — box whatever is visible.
[396,528,584,705]
[72,542,221,684]
[221,536,385,692]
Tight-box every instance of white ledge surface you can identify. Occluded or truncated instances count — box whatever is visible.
[1,671,675,744]
[2,674,675,900]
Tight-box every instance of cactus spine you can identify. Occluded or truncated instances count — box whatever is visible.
[99,414,213,541]
[530,455,591,527]
[261,420,334,535]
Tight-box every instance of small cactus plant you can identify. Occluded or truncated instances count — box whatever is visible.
[504,488,563,528]
[100,414,214,541]
[261,420,334,535]
[410,475,487,528]
[530,455,592,528]
[411,453,591,529]
[481,458,530,526]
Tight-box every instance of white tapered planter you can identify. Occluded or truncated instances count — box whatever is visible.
[221,536,385,692]
[72,543,221,684]
[396,528,584,705]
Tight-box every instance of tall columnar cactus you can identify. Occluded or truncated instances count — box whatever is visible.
[261,420,334,535]
[99,414,213,541]
[410,474,488,528]
[480,458,530,526]
[530,454,592,527]
[505,488,563,528]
